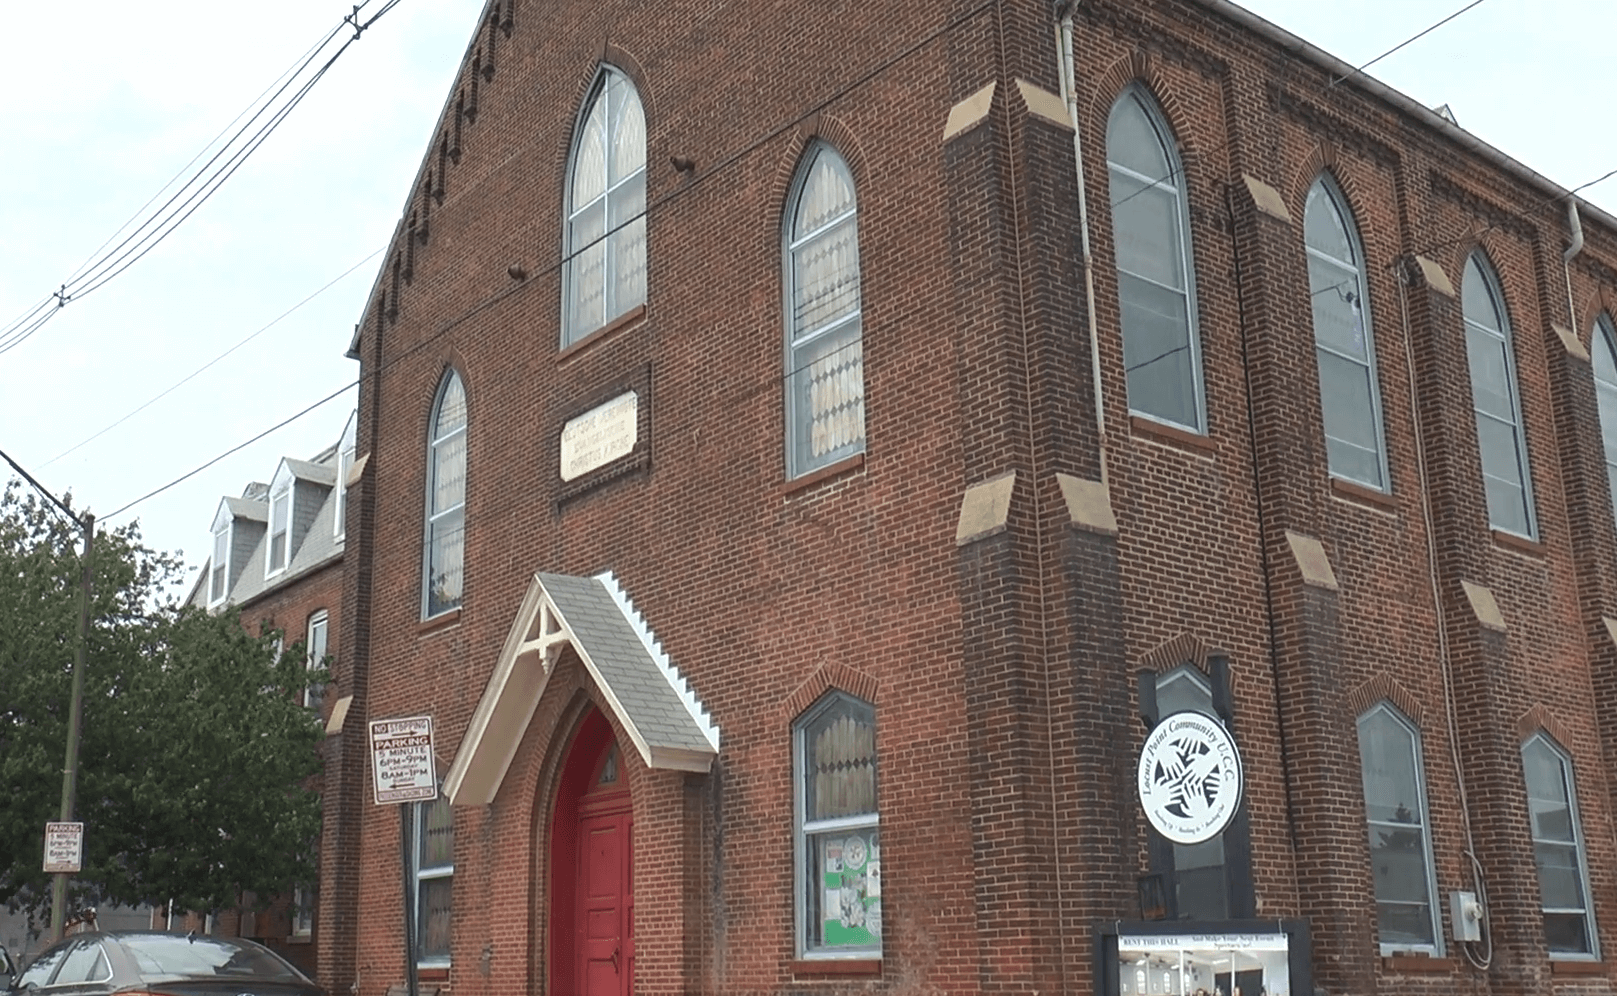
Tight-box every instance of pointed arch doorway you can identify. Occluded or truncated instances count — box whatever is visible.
[549,708,634,996]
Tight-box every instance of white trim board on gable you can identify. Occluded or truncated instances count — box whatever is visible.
[444,571,720,806]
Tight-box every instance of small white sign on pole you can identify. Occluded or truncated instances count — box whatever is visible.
[43,822,84,873]
[369,715,438,805]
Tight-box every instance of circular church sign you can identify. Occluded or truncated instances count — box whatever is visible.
[1137,710,1243,845]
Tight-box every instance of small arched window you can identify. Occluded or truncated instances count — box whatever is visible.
[793,690,879,957]
[1592,315,1617,530]
[423,371,467,618]
[1305,176,1387,489]
[1522,733,1598,957]
[1356,702,1442,954]
[1462,253,1535,536]
[784,142,864,478]
[563,67,647,346]
[1106,85,1204,432]
[1154,666,1228,920]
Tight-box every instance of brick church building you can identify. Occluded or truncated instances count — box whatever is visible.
[300,0,1617,993]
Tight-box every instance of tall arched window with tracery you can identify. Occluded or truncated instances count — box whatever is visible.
[1305,175,1387,489]
[563,67,646,346]
[1522,733,1599,958]
[783,142,864,478]
[423,370,467,619]
[1357,702,1442,955]
[1462,252,1535,536]
[793,690,879,958]
[1106,85,1204,433]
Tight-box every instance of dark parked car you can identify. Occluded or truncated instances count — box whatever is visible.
[0,931,321,996]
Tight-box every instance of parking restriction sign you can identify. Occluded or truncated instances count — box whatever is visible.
[369,715,438,805]
[43,822,83,873]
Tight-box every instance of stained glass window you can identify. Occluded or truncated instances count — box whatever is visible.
[785,143,864,478]
[794,691,879,957]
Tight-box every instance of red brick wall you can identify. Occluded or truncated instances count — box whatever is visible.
[320,0,1617,993]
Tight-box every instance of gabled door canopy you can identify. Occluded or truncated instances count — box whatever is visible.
[443,572,720,805]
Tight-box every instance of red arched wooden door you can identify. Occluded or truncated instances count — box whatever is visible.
[549,709,633,996]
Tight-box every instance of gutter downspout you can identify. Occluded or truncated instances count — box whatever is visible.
[1565,198,1585,336]
[1055,0,1107,484]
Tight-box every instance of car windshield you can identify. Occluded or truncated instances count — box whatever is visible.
[119,935,302,981]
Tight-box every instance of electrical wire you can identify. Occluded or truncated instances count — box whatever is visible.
[40,248,383,469]
[52,0,1564,525]
[1407,165,1617,263]
[92,0,1002,524]
[0,446,82,527]
[1107,0,1505,216]
[0,0,400,358]
[102,380,359,521]
[1325,0,1491,89]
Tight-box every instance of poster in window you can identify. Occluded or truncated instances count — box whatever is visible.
[819,832,881,945]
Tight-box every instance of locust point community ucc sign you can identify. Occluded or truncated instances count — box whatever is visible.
[1137,710,1244,845]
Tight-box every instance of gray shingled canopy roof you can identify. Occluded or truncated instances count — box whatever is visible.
[445,571,718,805]
[538,573,717,759]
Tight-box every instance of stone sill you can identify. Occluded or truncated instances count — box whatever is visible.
[791,958,881,977]
[782,452,865,497]
[1130,414,1215,455]
[558,304,647,362]
[418,607,462,636]
[1492,528,1547,557]
[1551,959,1606,976]
[1330,476,1398,511]
[1381,955,1454,973]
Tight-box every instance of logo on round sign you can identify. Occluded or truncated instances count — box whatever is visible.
[1138,710,1243,845]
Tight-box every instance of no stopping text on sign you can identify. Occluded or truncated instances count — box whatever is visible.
[369,715,438,805]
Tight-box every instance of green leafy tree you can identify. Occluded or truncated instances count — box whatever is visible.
[0,484,324,918]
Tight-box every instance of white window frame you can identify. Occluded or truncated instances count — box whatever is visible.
[1357,702,1444,956]
[266,480,292,577]
[302,610,328,710]
[1462,252,1536,538]
[1305,174,1389,491]
[1591,315,1617,534]
[336,410,357,541]
[208,515,231,608]
[422,371,467,620]
[561,65,647,347]
[414,794,453,968]
[793,691,880,960]
[1522,733,1599,959]
[291,885,315,938]
[1106,84,1205,434]
[783,141,865,479]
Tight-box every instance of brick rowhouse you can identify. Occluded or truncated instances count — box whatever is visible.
[305,0,1617,993]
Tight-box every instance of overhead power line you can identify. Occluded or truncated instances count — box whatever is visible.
[1326,0,1492,89]
[41,247,383,469]
[0,0,403,359]
[103,380,359,521]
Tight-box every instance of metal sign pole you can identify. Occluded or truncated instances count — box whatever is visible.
[371,715,435,996]
[400,805,419,996]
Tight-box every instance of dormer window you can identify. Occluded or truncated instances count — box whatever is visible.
[336,411,357,541]
[209,523,230,606]
[267,482,291,576]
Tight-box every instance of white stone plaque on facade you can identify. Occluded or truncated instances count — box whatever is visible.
[560,391,638,482]
[43,821,83,873]
[369,715,438,805]
[1137,710,1243,845]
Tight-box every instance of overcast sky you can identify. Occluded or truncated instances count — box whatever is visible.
[2,0,1610,594]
